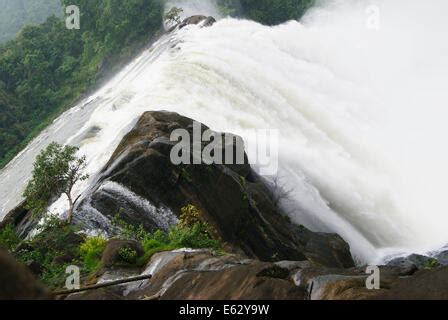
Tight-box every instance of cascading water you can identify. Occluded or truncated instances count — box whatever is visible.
[1,0,447,264]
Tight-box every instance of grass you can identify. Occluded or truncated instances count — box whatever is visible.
[0,223,21,250]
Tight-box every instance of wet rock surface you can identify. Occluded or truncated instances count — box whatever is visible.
[65,248,448,300]
[4,110,448,300]
[75,111,354,268]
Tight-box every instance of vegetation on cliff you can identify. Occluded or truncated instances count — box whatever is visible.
[0,203,220,289]
[219,0,315,25]
[0,0,164,168]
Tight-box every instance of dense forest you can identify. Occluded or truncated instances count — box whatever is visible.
[219,0,314,25]
[0,0,62,43]
[0,0,164,168]
[0,0,314,169]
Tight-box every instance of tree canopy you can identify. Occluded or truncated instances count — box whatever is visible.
[0,0,164,168]
[23,142,88,222]
[218,0,314,25]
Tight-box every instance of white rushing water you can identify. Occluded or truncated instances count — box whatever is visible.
[1,0,448,264]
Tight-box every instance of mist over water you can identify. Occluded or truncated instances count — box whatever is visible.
[1,0,447,263]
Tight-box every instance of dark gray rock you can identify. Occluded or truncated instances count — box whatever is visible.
[76,111,354,268]
[386,254,438,269]
[434,250,448,266]
[178,15,216,29]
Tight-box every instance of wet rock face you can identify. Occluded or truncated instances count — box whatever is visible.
[127,250,307,300]
[0,201,37,239]
[177,15,216,30]
[76,111,354,268]
[67,248,448,301]
[0,248,50,300]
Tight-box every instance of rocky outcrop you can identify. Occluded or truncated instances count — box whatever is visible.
[65,247,448,300]
[178,15,216,29]
[76,111,354,269]
[69,249,307,300]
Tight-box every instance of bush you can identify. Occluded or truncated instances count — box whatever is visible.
[112,214,148,242]
[169,223,220,250]
[10,217,83,288]
[118,247,138,264]
[79,237,107,272]
[425,258,441,269]
[0,224,20,251]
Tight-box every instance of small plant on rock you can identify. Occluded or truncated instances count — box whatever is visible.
[79,236,107,272]
[0,224,20,251]
[118,247,138,264]
[164,6,183,26]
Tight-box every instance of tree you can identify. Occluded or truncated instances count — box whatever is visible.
[23,142,88,223]
[164,6,183,26]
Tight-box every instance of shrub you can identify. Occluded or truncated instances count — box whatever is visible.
[10,217,84,288]
[118,247,138,264]
[425,258,441,269]
[79,237,107,272]
[111,205,221,267]
[0,224,20,251]
[112,214,148,242]
[169,223,220,250]
[178,204,203,229]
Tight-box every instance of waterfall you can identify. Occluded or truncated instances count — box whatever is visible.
[1,0,447,264]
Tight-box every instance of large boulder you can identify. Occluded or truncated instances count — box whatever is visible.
[76,111,354,268]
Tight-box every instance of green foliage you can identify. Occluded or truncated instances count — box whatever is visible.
[118,247,138,264]
[169,222,220,250]
[178,204,203,229]
[425,258,441,269]
[112,213,148,242]
[113,205,221,266]
[164,6,184,25]
[217,0,315,25]
[0,224,20,251]
[14,217,83,288]
[0,0,164,168]
[23,142,88,220]
[79,236,107,273]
